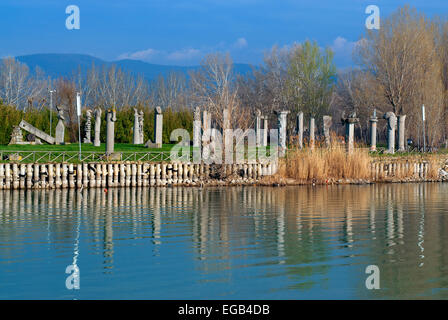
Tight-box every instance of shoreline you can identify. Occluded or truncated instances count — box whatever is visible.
[0,158,446,190]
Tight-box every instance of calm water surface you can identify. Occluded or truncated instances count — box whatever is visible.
[1,184,448,299]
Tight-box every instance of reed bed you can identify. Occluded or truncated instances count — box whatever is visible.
[278,144,371,183]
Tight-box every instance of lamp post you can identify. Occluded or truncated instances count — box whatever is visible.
[76,92,82,161]
[422,105,426,153]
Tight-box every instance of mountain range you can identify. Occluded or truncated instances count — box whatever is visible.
[15,53,253,81]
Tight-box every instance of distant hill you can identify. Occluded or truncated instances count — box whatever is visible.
[15,53,253,81]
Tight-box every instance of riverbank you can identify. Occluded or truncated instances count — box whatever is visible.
[0,154,447,190]
[273,147,448,186]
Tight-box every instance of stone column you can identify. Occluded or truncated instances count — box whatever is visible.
[323,115,332,148]
[133,108,140,144]
[55,121,65,144]
[55,105,66,145]
[94,107,102,147]
[106,109,117,155]
[383,112,397,154]
[201,110,208,160]
[139,111,144,144]
[369,115,378,151]
[397,114,406,152]
[342,113,359,154]
[262,116,268,147]
[193,106,201,147]
[309,117,315,150]
[274,110,289,157]
[296,112,303,149]
[345,121,355,154]
[154,106,163,148]
[83,110,92,143]
[222,108,230,150]
[8,126,23,145]
[255,109,261,147]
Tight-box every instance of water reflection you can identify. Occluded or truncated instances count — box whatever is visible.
[1,183,448,299]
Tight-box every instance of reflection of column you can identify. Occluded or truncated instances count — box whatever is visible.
[369,192,376,239]
[345,204,353,246]
[5,191,11,219]
[12,189,18,220]
[386,196,395,250]
[397,203,404,242]
[153,188,161,246]
[192,189,199,253]
[297,191,302,241]
[70,189,81,288]
[199,190,208,259]
[104,205,114,270]
[417,185,425,267]
[252,187,260,239]
[277,206,285,264]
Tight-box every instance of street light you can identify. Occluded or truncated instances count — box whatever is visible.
[76,92,82,161]
[422,105,426,153]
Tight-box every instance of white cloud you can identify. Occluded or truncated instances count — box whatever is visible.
[167,48,201,61]
[118,48,160,61]
[331,37,366,54]
[330,36,366,68]
[233,37,248,49]
[332,36,349,51]
[116,38,250,65]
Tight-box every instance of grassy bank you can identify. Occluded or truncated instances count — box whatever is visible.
[0,143,175,152]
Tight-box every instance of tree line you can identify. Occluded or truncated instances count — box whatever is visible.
[1,5,447,149]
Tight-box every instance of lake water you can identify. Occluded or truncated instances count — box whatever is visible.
[1,183,448,299]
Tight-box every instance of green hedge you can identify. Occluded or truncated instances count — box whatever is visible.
[0,101,193,145]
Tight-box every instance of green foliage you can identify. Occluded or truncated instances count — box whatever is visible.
[0,102,23,145]
[0,101,193,146]
[288,40,337,120]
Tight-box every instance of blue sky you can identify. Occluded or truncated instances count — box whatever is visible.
[0,0,446,67]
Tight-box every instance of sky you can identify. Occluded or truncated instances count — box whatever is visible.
[0,0,446,68]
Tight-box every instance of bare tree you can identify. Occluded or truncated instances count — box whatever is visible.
[189,53,250,130]
[356,5,445,146]
[150,71,188,110]
[0,57,47,110]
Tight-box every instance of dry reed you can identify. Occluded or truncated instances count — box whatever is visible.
[278,143,371,183]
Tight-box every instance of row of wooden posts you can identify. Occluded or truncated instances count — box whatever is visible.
[0,162,278,190]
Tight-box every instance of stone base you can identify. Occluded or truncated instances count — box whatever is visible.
[105,152,122,161]
[9,139,42,146]
[145,140,162,148]
[9,141,31,145]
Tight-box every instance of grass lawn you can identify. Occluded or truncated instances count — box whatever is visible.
[0,143,175,153]
[0,143,179,163]
[0,142,272,163]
